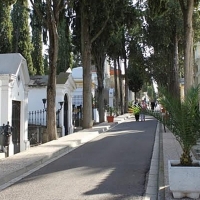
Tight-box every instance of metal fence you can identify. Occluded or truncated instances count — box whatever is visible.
[28,109,46,126]
[27,105,85,146]
[72,105,83,127]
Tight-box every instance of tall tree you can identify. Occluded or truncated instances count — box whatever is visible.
[30,0,44,75]
[127,66,144,101]
[106,1,141,113]
[144,0,184,97]
[0,1,15,53]
[80,1,92,128]
[30,0,68,141]
[57,9,72,73]
[11,0,35,75]
[147,0,199,94]
[90,0,125,122]
[72,0,122,128]
[127,39,145,100]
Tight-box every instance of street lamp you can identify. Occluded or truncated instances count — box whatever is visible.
[42,98,47,110]
[42,98,47,126]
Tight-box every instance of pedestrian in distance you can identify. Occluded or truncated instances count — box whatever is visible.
[151,101,155,111]
[140,100,147,121]
[134,100,140,121]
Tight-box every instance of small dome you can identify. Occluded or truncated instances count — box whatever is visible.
[72,67,83,79]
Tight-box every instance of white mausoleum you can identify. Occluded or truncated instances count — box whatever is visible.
[28,69,76,136]
[0,53,30,156]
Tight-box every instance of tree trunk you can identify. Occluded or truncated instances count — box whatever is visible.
[81,2,92,129]
[29,1,67,141]
[134,92,137,102]
[180,0,194,94]
[122,30,128,113]
[98,86,105,122]
[46,0,59,141]
[168,28,180,99]
[96,58,106,123]
[117,58,124,115]
[114,59,119,115]
[173,30,180,98]
[124,57,129,113]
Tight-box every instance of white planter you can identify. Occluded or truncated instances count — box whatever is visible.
[168,160,200,198]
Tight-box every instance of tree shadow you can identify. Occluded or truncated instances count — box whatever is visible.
[2,117,157,199]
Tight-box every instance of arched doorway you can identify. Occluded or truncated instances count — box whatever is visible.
[64,94,68,135]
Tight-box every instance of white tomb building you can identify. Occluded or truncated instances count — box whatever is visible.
[0,53,30,156]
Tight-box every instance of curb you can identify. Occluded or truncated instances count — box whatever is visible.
[144,121,160,200]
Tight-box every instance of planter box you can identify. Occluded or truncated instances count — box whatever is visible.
[168,160,200,198]
[107,116,114,123]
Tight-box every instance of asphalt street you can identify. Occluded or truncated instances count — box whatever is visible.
[0,116,157,200]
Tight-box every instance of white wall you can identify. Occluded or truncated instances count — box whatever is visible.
[28,84,75,135]
[28,87,47,111]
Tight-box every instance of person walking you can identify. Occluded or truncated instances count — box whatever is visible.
[140,100,147,121]
[151,101,155,111]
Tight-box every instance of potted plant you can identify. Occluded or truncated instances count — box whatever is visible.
[128,103,141,121]
[107,107,114,123]
[148,85,200,198]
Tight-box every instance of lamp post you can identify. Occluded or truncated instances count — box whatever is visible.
[42,98,47,111]
[42,98,47,126]
[57,102,64,128]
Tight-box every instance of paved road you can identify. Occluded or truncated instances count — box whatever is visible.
[0,116,157,200]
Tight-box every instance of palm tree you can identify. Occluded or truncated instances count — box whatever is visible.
[149,85,200,166]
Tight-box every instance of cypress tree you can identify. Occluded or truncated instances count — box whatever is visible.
[30,0,44,75]
[57,9,72,74]
[11,0,35,75]
[0,1,15,53]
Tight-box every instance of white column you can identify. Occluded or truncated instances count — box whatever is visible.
[67,93,74,134]
[20,87,30,151]
[0,75,15,156]
[59,106,65,137]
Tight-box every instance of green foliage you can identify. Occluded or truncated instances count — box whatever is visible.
[148,0,169,17]
[127,38,145,93]
[4,0,17,5]
[148,85,200,166]
[147,85,156,101]
[127,66,143,93]
[0,2,13,53]
[109,107,114,116]
[30,0,44,75]
[128,103,141,115]
[144,0,184,89]
[11,0,35,75]
[57,13,72,74]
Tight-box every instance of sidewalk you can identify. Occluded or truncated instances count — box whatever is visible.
[157,122,200,200]
[0,113,131,190]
